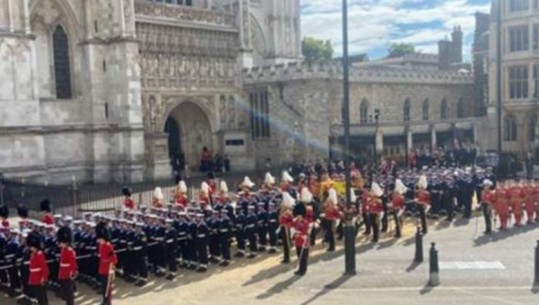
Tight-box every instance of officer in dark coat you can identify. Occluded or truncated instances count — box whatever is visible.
[245,205,258,258]
[256,202,269,251]
[217,208,232,266]
[207,210,221,264]
[267,202,279,253]
[132,222,148,287]
[234,208,246,258]
[164,219,178,280]
[195,214,209,272]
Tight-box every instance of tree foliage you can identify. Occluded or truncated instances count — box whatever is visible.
[387,43,416,58]
[302,37,334,61]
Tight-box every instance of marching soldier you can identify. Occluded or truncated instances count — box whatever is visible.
[510,180,524,227]
[175,212,189,268]
[415,175,431,234]
[391,179,407,238]
[122,187,136,210]
[207,210,221,264]
[132,222,148,287]
[164,219,178,280]
[57,226,77,305]
[369,182,384,243]
[279,193,294,263]
[292,209,310,276]
[495,181,510,230]
[152,187,165,208]
[245,205,258,259]
[174,180,189,209]
[234,208,247,258]
[195,214,209,272]
[40,199,54,225]
[267,202,279,254]
[217,208,232,266]
[281,171,294,194]
[524,180,535,224]
[6,228,21,297]
[27,231,49,305]
[0,205,9,228]
[186,213,198,269]
[257,202,269,252]
[481,179,495,234]
[322,188,340,251]
[96,222,117,305]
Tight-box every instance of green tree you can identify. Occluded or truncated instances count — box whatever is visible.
[302,37,334,61]
[387,43,416,58]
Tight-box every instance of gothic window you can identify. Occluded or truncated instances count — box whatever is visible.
[360,99,369,124]
[422,99,430,121]
[440,99,448,120]
[509,65,529,99]
[504,114,518,142]
[53,25,72,99]
[509,0,529,12]
[509,25,529,52]
[250,90,270,139]
[403,98,411,122]
[529,115,537,141]
[457,98,465,118]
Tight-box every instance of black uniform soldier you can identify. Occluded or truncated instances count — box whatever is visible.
[195,214,209,272]
[207,210,221,264]
[245,205,258,259]
[186,213,198,270]
[217,208,232,266]
[175,212,189,268]
[132,222,148,287]
[6,228,21,297]
[267,202,279,254]
[164,219,178,280]
[256,202,269,251]
[234,209,246,258]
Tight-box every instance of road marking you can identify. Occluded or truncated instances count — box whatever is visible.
[439,261,505,270]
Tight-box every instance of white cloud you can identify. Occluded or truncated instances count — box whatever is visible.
[301,0,491,60]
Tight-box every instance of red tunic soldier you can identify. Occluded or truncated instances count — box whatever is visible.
[40,199,54,225]
[322,188,342,251]
[57,226,77,305]
[96,222,118,305]
[198,182,211,208]
[534,182,539,222]
[391,179,408,238]
[122,187,135,210]
[369,183,384,243]
[279,193,295,264]
[415,175,431,234]
[510,182,523,227]
[27,232,49,305]
[174,181,189,208]
[495,183,510,230]
[292,213,310,276]
[152,187,165,209]
[524,181,535,224]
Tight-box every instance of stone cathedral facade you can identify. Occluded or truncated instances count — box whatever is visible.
[0,0,480,185]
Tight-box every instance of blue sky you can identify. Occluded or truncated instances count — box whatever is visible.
[301,0,492,61]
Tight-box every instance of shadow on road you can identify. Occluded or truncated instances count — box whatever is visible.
[531,284,539,294]
[406,261,422,273]
[473,223,538,247]
[256,275,303,299]
[419,282,435,295]
[298,275,353,305]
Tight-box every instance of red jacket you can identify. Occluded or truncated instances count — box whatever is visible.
[42,213,54,225]
[58,247,78,280]
[391,194,405,210]
[175,194,188,208]
[98,242,118,275]
[123,197,135,210]
[415,190,431,206]
[29,251,49,285]
[1,219,9,228]
[293,218,310,248]
[279,212,294,228]
[482,189,496,205]
[323,205,342,221]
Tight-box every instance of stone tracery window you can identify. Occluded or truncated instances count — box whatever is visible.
[53,25,72,99]
[360,99,369,124]
[504,114,518,142]
[403,98,411,122]
[440,99,448,120]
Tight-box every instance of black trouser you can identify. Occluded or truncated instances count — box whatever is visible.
[322,219,335,250]
[295,247,309,274]
[132,250,148,280]
[381,201,389,232]
[362,212,371,235]
[60,280,74,305]
[445,197,454,221]
[464,193,472,218]
[268,224,278,248]
[417,204,427,234]
[481,202,492,233]
[8,263,20,294]
[219,233,231,261]
[235,228,246,252]
[166,243,177,273]
[99,275,111,305]
[186,239,197,266]
[247,229,258,253]
[393,210,402,238]
[196,239,209,267]
[369,213,380,243]
[258,225,268,248]
[280,226,291,262]
[310,226,317,246]
[29,284,48,305]
[209,234,220,258]
[178,239,188,263]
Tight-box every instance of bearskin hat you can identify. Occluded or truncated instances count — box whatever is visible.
[293,202,306,218]
[57,226,73,244]
[26,232,42,249]
[207,172,215,180]
[122,186,132,197]
[17,205,28,219]
[95,221,110,241]
[40,199,51,213]
[0,205,8,219]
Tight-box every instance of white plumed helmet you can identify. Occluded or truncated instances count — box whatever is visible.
[371,182,384,197]
[153,187,164,200]
[395,179,408,195]
[265,172,276,185]
[417,175,428,190]
[282,171,294,183]
[178,180,187,193]
[220,180,229,193]
[349,188,357,203]
[282,192,295,209]
[201,182,210,194]
[242,176,255,188]
[300,188,313,203]
[328,188,338,206]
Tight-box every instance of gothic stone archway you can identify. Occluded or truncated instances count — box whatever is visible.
[165,101,214,172]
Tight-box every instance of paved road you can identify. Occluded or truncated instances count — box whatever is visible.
[2,216,539,305]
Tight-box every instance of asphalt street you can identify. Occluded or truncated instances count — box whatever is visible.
[2,216,539,305]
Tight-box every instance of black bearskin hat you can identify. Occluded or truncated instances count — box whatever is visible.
[57,226,73,244]
[95,221,110,241]
[17,205,28,219]
[207,172,215,180]
[40,199,51,213]
[0,205,8,219]
[122,186,132,197]
[26,232,42,249]
[293,201,307,218]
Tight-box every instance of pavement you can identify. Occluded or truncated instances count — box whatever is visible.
[3,213,539,305]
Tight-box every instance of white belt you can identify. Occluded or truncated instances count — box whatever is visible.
[166,239,174,243]
[197,234,206,238]
[133,247,142,251]
[30,268,41,272]
[60,263,71,268]
[246,225,255,228]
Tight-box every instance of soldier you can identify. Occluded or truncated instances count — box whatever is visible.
[217,208,232,266]
[40,199,54,225]
[279,193,294,263]
[186,213,199,269]
[174,181,189,209]
[534,181,539,222]
[369,182,384,243]
[391,179,407,238]
[510,180,524,227]
[0,205,9,228]
[57,226,77,305]
[27,231,49,305]
[245,205,258,259]
[524,180,535,224]
[256,202,269,252]
[132,222,148,287]
[415,175,431,234]
[153,218,167,277]
[152,187,165,208]
[267,202,279,254]
[43,225,59,294]
[0,225,8,288]
[215,181,230,206]
[207,210,221,264]
[481,179,495,234]
[195,214,209,272]
[96,222,117,305]
[6,228,21,297]
[495,181,510,230]
[234,207,247,258]
[281,171,294,194]
[164,219,178,280]
[292,210,310,276]
[198,182,211,209]
[322,188,340,251]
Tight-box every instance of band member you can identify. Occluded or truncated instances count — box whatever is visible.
[322,188,341,251]
[481,179,495,234]
[199,182,211,209]
[57,226,77,305]
[27,232,49,305]
[281,171,294,193]
[495,181,510,230]
[152,187,165,208]
[174,181,189,208]
[0,205,9,228]
[510,181,523,227]
[391,179,407,238]
[122,187,135,210]
[40,199,54,225]
[292,210,310,276]
[96,222,117,305]
[207,172,218,197]
[524,180,535,224]
[215,181,229,205]
[279,193,295,264]
[369,183,384,243]
[415,175,430,234]
[263,172,276,194]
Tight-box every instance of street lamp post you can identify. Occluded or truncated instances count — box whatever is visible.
[374,109,380,168]
[496,0,502,154]
[341,0,356,275]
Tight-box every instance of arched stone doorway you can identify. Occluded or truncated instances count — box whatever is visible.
[164,101,213,172]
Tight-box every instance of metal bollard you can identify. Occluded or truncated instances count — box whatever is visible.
[414,226,424,263]
[535,240,539,284]
[429,242,440,286]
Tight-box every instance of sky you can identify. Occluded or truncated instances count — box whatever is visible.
[301,0,492,62]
